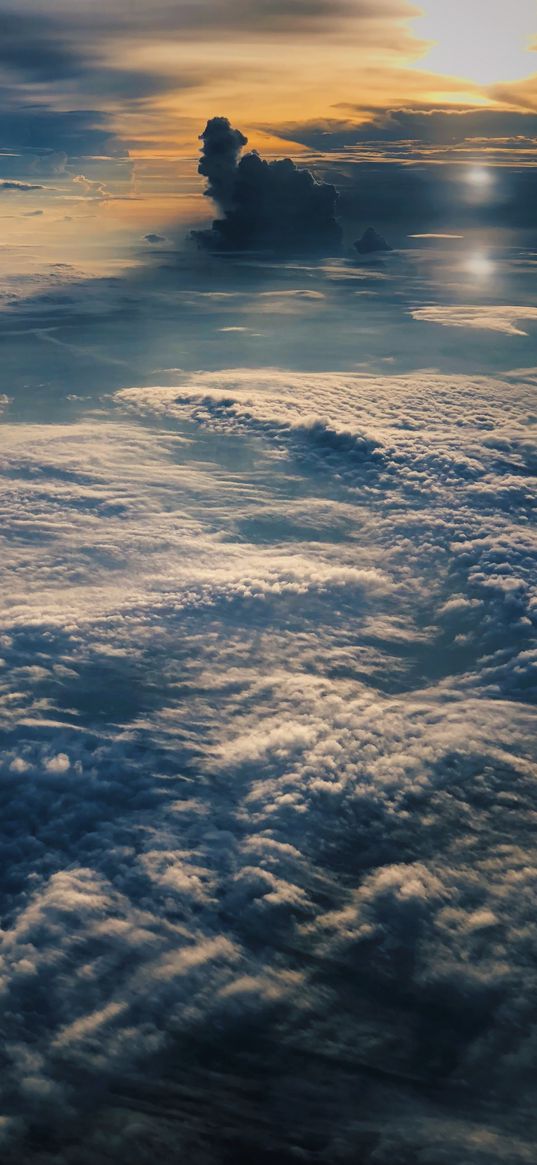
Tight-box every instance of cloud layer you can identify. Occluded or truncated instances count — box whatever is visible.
[1,356,535,1162]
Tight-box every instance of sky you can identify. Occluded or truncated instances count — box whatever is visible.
[1,0,537,254]
[1,5,537,1165]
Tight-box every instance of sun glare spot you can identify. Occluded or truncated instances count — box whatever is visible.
[466,167,493,188]
[465,252,495,280]
[415,0,536,86]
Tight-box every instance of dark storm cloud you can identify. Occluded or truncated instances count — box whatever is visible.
[388,106,537,145]
[273,107,537,150]
[196,117,342,254]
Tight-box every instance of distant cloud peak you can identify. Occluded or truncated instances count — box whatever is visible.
[355,227,392,254]
[198,116,248,212]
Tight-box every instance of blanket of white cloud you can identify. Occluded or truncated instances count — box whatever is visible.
[1,364,536,1163]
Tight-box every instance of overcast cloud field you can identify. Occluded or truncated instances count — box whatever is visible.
[1,225,536,1164]
[1,3,537,1162]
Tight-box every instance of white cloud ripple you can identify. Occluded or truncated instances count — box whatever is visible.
[0,366,536,1163]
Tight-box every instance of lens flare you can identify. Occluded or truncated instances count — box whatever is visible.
[466,167,493,187]
[465,252,495,279]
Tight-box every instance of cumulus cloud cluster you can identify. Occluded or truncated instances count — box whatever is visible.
[0,357,536,1162]
[196,117,342,254]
